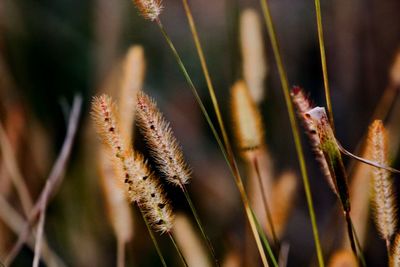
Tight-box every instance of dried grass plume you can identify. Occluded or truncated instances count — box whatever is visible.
[133,0,163,21]
[231,80,264,152]
[240,9,267,103]
[136,91,191,187]
[368,120,397,243]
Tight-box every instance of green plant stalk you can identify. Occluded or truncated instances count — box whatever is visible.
[258,1,325,266]
[179,0,279,261]
[181,0,231,157]
[168,232,189,267]
[314,0,334,129]
[155,18,274,267]
[351,221,367,267]
[321,139,357,256]
[181,185,220,267]
[138,205,168,267]
[252,210,279,267]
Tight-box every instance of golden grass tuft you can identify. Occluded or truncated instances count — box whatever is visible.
[132,0,163,21]
[231,80,264,152]
[91,94,173,233]
[240,9,268,104]
[99,151,134,243]
[368,120,397,243]
[135,91,191,187]
[119,46,146,147]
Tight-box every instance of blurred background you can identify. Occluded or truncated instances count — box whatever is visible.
[1,0,400,266]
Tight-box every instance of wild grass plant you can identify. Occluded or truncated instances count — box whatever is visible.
[1,0,400,266]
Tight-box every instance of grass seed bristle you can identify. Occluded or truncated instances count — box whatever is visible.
[135,91,191,186]
[231,80,264,152]
[240,9,267,104]
[132,0,163,21]
[368,120,397,242]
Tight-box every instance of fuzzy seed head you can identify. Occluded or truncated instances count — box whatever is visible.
[119,46,146,146]
[368,120,397,241]
[133,0,163,21]
[291,88,337,194]
[99,151,134,243]
[139,174,174,233]
[231,80,264,152]
[136,91,191,186]
[240,9,267,103]
[92,94,174,233]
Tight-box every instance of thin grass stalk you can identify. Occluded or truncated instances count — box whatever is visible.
[117,238,125,267]
[168,232,189,267]
[154,18,272,267]
[32,210,46,267]
[350,220,366,267]
[251,209,279,267]
[181,185,219,267]
[138,204,168,267]
[180,0,231,156]
[313,0,334,128]
[258,1,324,266]
[253,156,278,247]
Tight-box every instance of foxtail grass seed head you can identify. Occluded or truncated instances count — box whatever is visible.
[91,94,140,202]
[136,91,191,186]
[92,94,174,233]
[304,107,350,211]
[139,172,174,233]
[390,233,400,267]
[119,45,146,146]
[99,151,134,243]
[231,80,264,152]
[390,50,400,87]
[240,9,267,103]
[328,250,358,267]
[368,120,397,241]
[132,0,162,21]
[291,87,336,194]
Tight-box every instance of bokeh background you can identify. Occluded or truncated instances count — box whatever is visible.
[1,0,400,266]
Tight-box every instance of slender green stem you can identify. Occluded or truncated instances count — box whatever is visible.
[138,205,168,267]
[168,232,189,267]
[181,185,220,267]
[180,0,231,157]
[344,212,357,256]
[258,1,325,266]
[155,18,273,267]
[253,156,279,247]
[314,0,334,129]
[252,210,279,267]
[350,218,367,267]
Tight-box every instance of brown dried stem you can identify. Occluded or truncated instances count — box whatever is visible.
[5,95,82,265]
